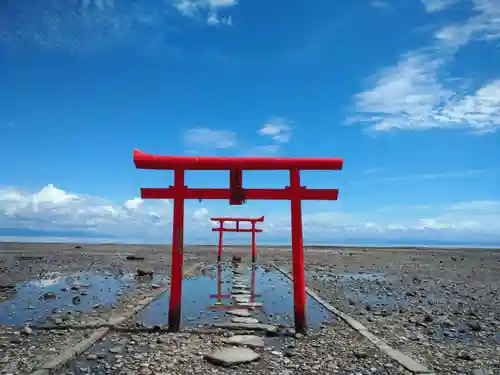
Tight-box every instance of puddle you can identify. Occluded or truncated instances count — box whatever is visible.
[138,263,335,329]
[0,270,164,327]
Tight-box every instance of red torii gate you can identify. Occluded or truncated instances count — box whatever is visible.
[211,216,264,262]
[133,149,343,333]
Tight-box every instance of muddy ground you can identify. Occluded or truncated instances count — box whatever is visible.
[0,242,498,375]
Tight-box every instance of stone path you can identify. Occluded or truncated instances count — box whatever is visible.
[204,262,270,365]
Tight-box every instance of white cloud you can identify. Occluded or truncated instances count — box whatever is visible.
[0,0,237,53]
[351,0,500,134]
[0,184,184,238]
[184,127,237,150]
[258,118,292,144]
[1,184,498,244]
[434,0,500,47]
[172,0,236,25]
[420,0,457,12]
[352,51,500,134]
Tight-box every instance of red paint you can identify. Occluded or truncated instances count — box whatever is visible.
[141,187,339,200]
[210,217,264,262]
[290,168,307,332]
[133,149,343,334]
[217,221,223,262]
[168,169,185,332]
[134,149,343,171]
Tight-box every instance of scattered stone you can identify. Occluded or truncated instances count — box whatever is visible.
[467,321,482,331]
[20,326,32,336]
[136,268,153,277]
[126,255,145,260]
[42,291,57,300]
[353,349,368,359]
[204,347,260,366]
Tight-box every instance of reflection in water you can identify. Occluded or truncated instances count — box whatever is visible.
[138,263,335,328]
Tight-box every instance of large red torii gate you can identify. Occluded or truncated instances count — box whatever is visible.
[211,216,264,262]
[133,149,344,333]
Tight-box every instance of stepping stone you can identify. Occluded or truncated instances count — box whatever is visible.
[238,302,263,308]
[231,317,260,324]
[231,289,250,295]
[233,296,251,304]
[233,281,248,286]
[213,322,276,331]
[226,335,265,348]
[226,309,251,317]
[204,347,260,366]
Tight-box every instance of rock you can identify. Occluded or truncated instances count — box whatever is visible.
[43,291,57,300]
[126,255,145,261]
[353,349,368,358]
[467,321,482,331]
[471,369,487,375]
[232,255,242,263]
[204,347,260,366]
[86,354,98,360]
[265,325,279,337]
[109,346,122,354]
[226,309,252,317]
[20,326,32,336]
[231,317,260,324]
[226,335,265,348]
[136,268,153,277]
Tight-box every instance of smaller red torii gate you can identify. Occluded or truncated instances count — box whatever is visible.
[211,216,264,262]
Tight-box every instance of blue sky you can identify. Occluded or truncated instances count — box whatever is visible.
[0,0,499,246]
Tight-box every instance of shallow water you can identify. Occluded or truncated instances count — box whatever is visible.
[138,263,335,328]
[0,270,167,326]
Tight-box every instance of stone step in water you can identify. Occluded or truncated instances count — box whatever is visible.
[231,317,260,324]
[225,335,265,348]
[226,309,252,317]
[213,322,278,333]
[237,302,262,308]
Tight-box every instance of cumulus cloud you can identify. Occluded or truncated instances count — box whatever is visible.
[1,184,498,244]
[350,0,500,135]
[0,184,204,239]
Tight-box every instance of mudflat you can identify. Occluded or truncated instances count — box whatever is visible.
[0,242,498,375]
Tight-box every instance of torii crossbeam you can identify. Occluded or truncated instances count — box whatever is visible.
[211,216,264,262]
[133,149,344,334]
